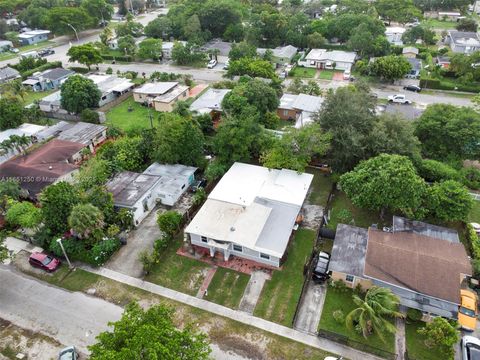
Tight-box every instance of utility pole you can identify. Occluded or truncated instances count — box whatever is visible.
[66,23,79,42]
[56,238,73,269]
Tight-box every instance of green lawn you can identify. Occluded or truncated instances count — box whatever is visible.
[22,90,54,106]
[145,234,212,296]
[405,321,448,360]
[105,97,156,132]
[469,201,480,223]
[317,70,341,80]
[254,228,315,326]
[289,67,317,78]
[101,49,128,58]
[306,168,334,207]
[319,286,396,356]
[422,19,457,29]
[326,190,385,231]
[205,268,250,309]
[19,40,55,53]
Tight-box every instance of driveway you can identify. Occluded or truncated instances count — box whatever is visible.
[105,206,163,278]
[238,271,271,314]
[294,281,326,334]
[0,266,123,354]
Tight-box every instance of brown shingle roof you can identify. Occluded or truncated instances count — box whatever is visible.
[364,228,472,304]
[0,139,83,197]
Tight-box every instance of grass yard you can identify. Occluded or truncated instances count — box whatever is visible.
[422,19,457,29]
[205,268,250,309]
[326,190,385,231]
[405,321,448,360]
[317,70,341,80]
[105,97,155,132]
[319,286,396,356]
[254,228,315,327]
[468,201,480,223]
[22,90,54,106]
[145,234,212,296]
[289,67,317,78]
[306,168,334,207]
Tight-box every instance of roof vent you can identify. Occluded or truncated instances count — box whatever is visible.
[48,166,53,170]
[230,227,235,232]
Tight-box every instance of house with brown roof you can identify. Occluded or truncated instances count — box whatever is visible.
[329,217,472,318]
[0,139,84,199]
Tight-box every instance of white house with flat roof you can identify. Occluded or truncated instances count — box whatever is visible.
[302,49,357,71]
[185,163,313,267]
[385,26,406,46]
[0,123,46,164]
[189,88,231,115]
[87,74,135,107]
[18,30,50,45]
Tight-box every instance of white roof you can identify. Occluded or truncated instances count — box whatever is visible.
[0,123,45,143]
[134,82,178,95]
[186,163,313,258]
[305,49,357,64]
[0,40,13,47]
[154,84,189,104]
[403,47,419,54]
[189,88,231,114]
[279,93,323,113]
[385,26,406,34]
[18,30,50,39]
[86,75,134,95]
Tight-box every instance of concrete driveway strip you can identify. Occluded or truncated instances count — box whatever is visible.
[294,282,326,334]
[0,267,123,354]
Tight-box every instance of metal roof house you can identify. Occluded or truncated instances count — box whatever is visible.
[189,88,231,116]
[87,74,135,107]
[185,163,313,267]
[447,30,480,54]
[0,123,46,164]
[18,30,50,45]
[133,81,190,112]
[385,26,407,46]
[257,45,298,66]
[0,66,20,83]
[329,217,472,318]
[22,68,74,92]
[0,40,13,52]
[56,122,107,152]
[277,93,323,128]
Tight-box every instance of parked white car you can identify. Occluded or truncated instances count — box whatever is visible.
[207,59,217,69]
[461,335,480,360]
[388,94,412,104]
[343,70,351,80]
[470,223,480,235]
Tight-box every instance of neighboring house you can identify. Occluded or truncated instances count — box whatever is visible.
[385,27,407,46]
[0,40,13,52]
[17,30,50,45]
[0,66,20,83]
[133,82,189,112]
[438,11,462,21]
[38,91,62,113]
[56,122,107,152]
[106,171,163,226]
[402,46,419,58]
[0,123,46,164]
[447,30,480,54]
[87,74,135,107]
[22,68,74,92]
[257,45,298,66]
[162,41,187,60]
[329,217,472,319]
[436,55,451,69]
[185,162,313,268]
[302,49,357,71]
[189,88,231,120]
[0,139,83,199]
[202,39,233,57]
[142,163,197,206]
[277,93,323,128]
[406,57,422,79]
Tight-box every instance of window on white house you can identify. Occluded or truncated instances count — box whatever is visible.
[201,236,207,243]
[345,274,354,282]
[260,253,270,260]
[233,244,242,252]
[283,110,289,116]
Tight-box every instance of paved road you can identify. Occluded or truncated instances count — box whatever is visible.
[0,266,123,354]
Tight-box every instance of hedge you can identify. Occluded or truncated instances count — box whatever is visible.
[68,66,90,74]
[419,78,480,93]
[20,61,62,79]
[101,54,133,62]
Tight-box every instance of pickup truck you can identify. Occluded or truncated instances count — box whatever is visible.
[387,94,412,104]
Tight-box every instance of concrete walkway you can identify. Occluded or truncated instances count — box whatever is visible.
[395,314,406,360]
[294,282,326,334]
[197,267,217,299]
[238,270,270,314]
[79,265,383,360]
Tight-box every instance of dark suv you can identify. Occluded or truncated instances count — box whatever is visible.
[403,84,421,92]
[312,251,330,283]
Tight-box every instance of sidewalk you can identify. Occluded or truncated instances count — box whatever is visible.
[79,265,383,360]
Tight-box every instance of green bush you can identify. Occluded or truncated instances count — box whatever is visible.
[68,66,90,74]
[417,159,460,183]
[472,259,480,277]
[20,61,62,79]
[101,54,132,62]
[460,167,480,190]
[89,238,120,266]
[49,237,84,258]
[80,109,100,124]
[420,78,480,93]
[139,250,156,274]
[467,223,480,259]
[157,210,183,238]
[329,279,349,293]
[106,67,113,75]
[333,309,345,324]
[407,308,423,322]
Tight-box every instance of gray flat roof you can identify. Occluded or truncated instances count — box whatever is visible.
[41,68,74,81]
[57,122,106,145]
[392,216,460,243]
[106,171,160,207]
[134,82,178,95]
[143,163,197,199]
[189,88,231,114]
[329,224,368,277]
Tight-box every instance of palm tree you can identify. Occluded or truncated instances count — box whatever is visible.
[346,286,404,342]
[0,139,13,155]
[208,48,220,61]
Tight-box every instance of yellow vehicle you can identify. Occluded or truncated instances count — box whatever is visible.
[459,289,478,332]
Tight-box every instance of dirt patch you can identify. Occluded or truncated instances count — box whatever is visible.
[302,204,323,231]
[0,318,62,360]
[188,267,209,292]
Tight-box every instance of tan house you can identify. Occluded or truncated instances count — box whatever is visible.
[329,217,472,319]
[133,82,189,112]
[402,46,419,58]
[277,93,323,128]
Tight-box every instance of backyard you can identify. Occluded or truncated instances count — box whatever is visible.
[306,168,334,207]
[421,18,457,29]
[405,320,447,360]
[318,70,342,80]
[204,268,250,309]
[145,233,212,296]
[254,228,315,327]
[318,285,396,357]
[22,90,55,106]
[105,97,156,132]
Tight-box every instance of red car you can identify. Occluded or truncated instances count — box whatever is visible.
[29,252,60,272]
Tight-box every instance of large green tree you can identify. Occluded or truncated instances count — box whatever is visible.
[60,75,101,114]
[375,0,422,24]
[81,0,113,23]
[5,200,42,230]
[68,203,104,239]
[0,98,23,130]
[67,44,103,70]
[171,42,208,66]
[40,182,80,235]
[89,302,211,359]
[339,154,426,218]
[261,124,331,172]
[46,7,93,35]
[228,41,257,61]
[417,318,459,359]
[346,286,404,341]
[414,104,480,161]
[117,35,137,56]
[144,16,172,39]
[369,55,412,82]
[226,58,277,80]
[426,180,473,222]
[137,38,162,60]
[152,114,205,167]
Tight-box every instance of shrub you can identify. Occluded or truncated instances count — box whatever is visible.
[80,109,100,124]
[467,223,480,259]
[139,250,156,275]
[192,188,206,206]
[333,309,345,324]
[407,308,423,322]
[89,238,120,266]
[417,159,460,183]
[337,209,353,224]
[20,61,62,79]
[106,67,113,75]
[472,259,480,277]
[68,66,90,74]
[460,167,480,190]
[329,279,349,293]
[49,237,83,258]
[116,208,134,230]
[157,210,183,238]
[153,236,168,255]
